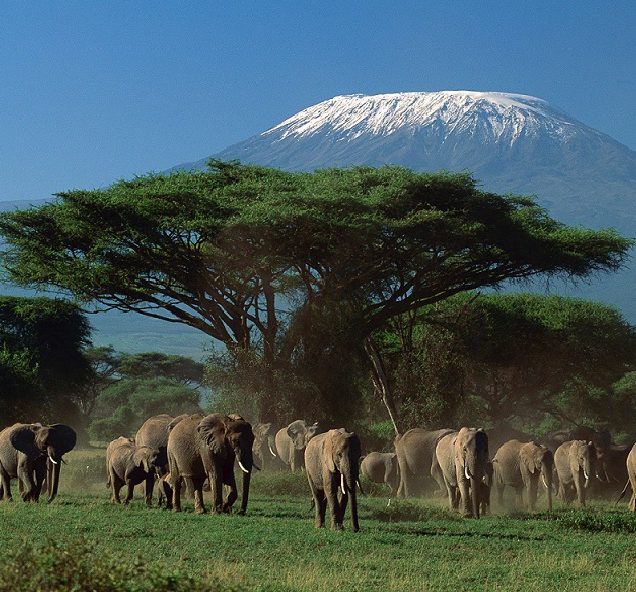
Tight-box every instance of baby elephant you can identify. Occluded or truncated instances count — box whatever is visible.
[106,437,161,505]
[360,452,400,496]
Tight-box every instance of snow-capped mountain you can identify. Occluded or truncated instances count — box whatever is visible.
[177,91,636,235]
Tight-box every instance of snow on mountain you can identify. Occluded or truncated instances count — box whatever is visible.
[263,92,584,145]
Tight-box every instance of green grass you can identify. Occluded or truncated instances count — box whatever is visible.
[1,449,636,591]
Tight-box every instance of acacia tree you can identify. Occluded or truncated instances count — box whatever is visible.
[0,163,630,426]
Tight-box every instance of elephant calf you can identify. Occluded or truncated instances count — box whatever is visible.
[305,428,362,532]
[554,439,596,507]
[106,437,161,505]
[360,452,399,496]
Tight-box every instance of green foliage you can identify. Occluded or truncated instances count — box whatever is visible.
[0,163,630,422]
[117,352,204,385]
[0,538,235,592]
[0,295,93,424]
[382,292,636,431]
[89,377,201,440]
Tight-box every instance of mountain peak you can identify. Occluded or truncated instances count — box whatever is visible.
[263,91,577,145]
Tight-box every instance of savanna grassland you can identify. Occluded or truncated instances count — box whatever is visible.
[1,450,636,592]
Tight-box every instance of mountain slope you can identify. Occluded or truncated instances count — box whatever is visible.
[178,91,636,234]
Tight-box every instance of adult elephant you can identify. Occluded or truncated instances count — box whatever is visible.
[617,443,636,511]
[492,439,554,511]
[275,420,321,472]
[167,413,256,514]
[435,427,489,518]
[394,428,454,498]
[305,428,362,532]
[0,422,76,502]
[253,422,280,471]
[554,439,596,506]
[135,413,188,505]
[360,452,400,496]
[106,437,162,505]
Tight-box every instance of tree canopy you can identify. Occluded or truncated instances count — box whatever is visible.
[1,163,631,423]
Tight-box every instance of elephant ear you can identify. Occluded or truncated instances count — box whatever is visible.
[10,425,43,460]
[324,432,337,473]
[520,447,537,474]
[197,414,227,455]
[133,447,151,473]
[48,424,77,455]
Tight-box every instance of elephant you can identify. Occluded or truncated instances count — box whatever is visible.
[492,439,554,511]
[360,452,400,496]
[105,437,162,505]
[0,422,76,502]
[253,422,280,471]
[479,460,494,516]
[554,439,596,506]
[435,427,490,518]
[617,443,636,511]
[394,428,454,498]
[135,413,188,505]
[167,413,256,514]
[305,428,362,532]
[275,420,321,472]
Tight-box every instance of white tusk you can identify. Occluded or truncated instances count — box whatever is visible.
[584,470,590,481]
[386,498,392,508]
[464,464,471,481]
[542,474,548,489]
[341,474,346,496]
[268,444,277,458]
[48,454,58,465]
[238,461,250,474]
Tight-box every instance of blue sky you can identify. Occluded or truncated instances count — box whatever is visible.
[1,1,635,202]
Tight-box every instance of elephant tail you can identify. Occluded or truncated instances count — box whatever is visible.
[615,479,631,505]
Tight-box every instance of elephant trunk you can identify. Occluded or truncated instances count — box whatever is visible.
[470,476,480,519]
[236,448,254,514]
[341,461,359,532]
[541,461,553,512]
[48,457,61,503]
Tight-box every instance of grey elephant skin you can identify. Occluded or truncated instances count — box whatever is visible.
[619,443,636,511]
[435,427,490,518]
[167,413,255,514]
[0,422,76,502]
[360,451,399,495]
[253,422,281,471]
[395,428,454,498]
[305,428,362,532]
[492,439,554,511]
[135,413,188,506]
[275,420,321,472]
[106,437,161,505]
[554,439,596,506]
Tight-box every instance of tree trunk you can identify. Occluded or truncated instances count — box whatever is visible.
[364,337,400,436]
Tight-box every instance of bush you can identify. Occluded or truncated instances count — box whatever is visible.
[0,538,241,592]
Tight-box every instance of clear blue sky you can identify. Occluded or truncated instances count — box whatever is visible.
[1,1,635,202]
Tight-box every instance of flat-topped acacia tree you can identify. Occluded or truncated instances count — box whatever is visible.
[0,162,631,427]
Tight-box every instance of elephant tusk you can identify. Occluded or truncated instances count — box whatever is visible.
[357,479,365,495]
[341,474,346,496]
[584,470,590,481]
[386,498,392,508]
[268,444,277,458]
[542,474,548,489]
[238,461,250,474]
[464,464,471,481]
[48,454,58,465]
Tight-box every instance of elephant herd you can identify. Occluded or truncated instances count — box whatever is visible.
[3,415,636,533]
[365,424,635,518]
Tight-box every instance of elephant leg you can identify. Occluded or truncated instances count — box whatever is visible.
[208,471,224,514]
[496,482,504,506]
[161,481,173,510]
[630,493,636,513]
[338,490,348,528]
[514,486,524,510]
[17,463,36,501]
[124,479,135,504]
[112,477,124,504]
[187,478,205,514]
[144,475,154,507]
[308,478,326,528]
[172,475,182,512]
[575,473,586,507]
[0,469,12,501]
